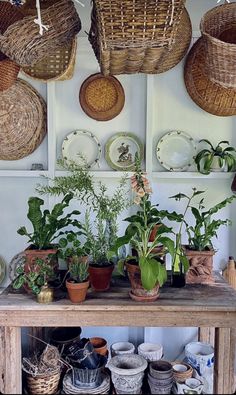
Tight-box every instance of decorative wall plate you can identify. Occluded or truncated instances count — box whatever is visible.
[79,73,125,121]
[156,131,197,171]
[105,132,144,171]
[62,130,101,168]
[8,251,25,282]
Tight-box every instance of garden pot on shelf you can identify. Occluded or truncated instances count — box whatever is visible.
[90,337,108,356]
[66,279,89,303]
[50,326,81,356]
[24,245,58,271]
[108,354,147,394]
[88,263,114,292]
[126,261,160,302]
[183,246,215,285]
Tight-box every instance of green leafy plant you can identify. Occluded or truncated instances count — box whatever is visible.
[195,139,236,174]
[36,158,130,264]
[110,154,181,291]
[17,193,81,250]
[170,189,236,263]
[67,260,89,283]
[13,257,55,295]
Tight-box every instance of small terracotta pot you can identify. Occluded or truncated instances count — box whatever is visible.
[66,279,89,303]
[90,337,108,356]
[126,262,159,302]
[183,246,215,285]
[88,264,114,292]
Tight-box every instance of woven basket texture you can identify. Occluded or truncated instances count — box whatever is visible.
[184,38,236,117]
[88,0,186,75]
[0,58,20,91]
[26,369,60,394]
[0,1,24,33]
[200,2,236,88]
[0,79,47,160]
[22,37,77,82]
[0,0,81,67]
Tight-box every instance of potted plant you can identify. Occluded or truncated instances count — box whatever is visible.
[58,232,90,302]
[36,158,130,292]
[170,188,236,284]
[17,193,81,271]
[110,154,179,302]
[13,257,55,303]
[194,139,236,174]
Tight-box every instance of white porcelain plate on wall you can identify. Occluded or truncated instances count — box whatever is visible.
[156,130,197,171]
[62,130,101,168]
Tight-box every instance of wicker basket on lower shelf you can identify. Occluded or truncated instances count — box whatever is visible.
[25,369,61,394]
[88,0,186,75]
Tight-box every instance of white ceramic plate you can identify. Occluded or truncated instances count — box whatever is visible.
[105,132,144,171]
[62,130,101,168]
[156,131,197,171]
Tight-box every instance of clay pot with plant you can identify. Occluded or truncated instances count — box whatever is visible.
[37,157,130,292]
[17,193,81,277]
[195,139,236,174]
[13,257,55,303]
[170,188,236,285]
[109,154,179,302]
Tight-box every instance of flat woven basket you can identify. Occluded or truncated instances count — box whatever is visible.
[0,0,81,67]
[22,37,77,82]
[200,2,236,88]
[0,79,47,160]
[26,369,60,394]
[89,0,186,75]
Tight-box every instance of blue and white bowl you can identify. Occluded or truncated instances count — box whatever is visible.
[184,342,214,376]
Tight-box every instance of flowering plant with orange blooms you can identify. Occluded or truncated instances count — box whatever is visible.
[109,154,181,291]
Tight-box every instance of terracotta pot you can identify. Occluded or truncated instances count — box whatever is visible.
[183,246,215,284]
[24,245,58,272]
[149,224,162,242]
[66,279,89,303]
[126,262,160,302]
[90,337,108,356]
[88,264,114,292]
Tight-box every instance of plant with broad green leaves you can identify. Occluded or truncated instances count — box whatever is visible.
[17,193,81,250]
[109,154,183,291]
[195,139,236,175]
[13,257,55,295]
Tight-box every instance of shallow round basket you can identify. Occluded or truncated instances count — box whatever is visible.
[26,369,60,394]
[0,79,47,160]
[22,38,77,82]
[0,58,20,91]
[79,73,125,121]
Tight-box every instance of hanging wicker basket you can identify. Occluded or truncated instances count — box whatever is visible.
[26,369,61,394]
[0,0,81,67]
[88,0,186,75]
[22,37,77,82]
[0,58,20,91]
[200,2,236,88]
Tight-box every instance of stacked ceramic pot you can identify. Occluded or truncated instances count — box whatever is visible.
[148,360,174,394]
[63,338,109,394]
[138,342,163,362]
[108,354,147,394]
[110,341,135,357]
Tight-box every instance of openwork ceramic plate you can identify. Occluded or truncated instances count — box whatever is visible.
[62,130,101,168]
[0,257,6,285]
[156,131,197,171]
[8,251,25,281]
[105,132,144,171]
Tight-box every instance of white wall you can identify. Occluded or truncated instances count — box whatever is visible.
[0,0,235,360]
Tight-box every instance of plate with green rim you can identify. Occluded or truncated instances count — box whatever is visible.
[0,257,6,285]
[105,132,144,171]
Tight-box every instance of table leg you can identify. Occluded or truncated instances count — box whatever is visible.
[214,327,235,394]
[0,326,22,394]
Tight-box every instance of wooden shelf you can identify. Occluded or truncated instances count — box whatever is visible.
[0,170,49,178]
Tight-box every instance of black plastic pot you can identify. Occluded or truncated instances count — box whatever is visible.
[50,326,82,355]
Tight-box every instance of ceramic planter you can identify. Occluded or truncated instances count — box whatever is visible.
[172,362,193,382]
[108,354,147,394]
[138,342,163,362]
[185,341,214,376]
[149,360,173,380]
[183,246,215,284]
[50,326,81,355]
[173,378,204,394]
[126,262,160,302]
[88,263,114,292]
[66,279,89,303]
[110,342,135,357]
[90,337,108,356]
[24,245,58,271]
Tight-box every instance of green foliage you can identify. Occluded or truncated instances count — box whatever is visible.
[13,257,55,295]
[68,260,89,283]
[195,139,236,174]
[17,193,81,250]
[36,158,130,263]
[170,188,236,254]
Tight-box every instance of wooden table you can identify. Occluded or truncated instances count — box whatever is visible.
[0,274,235,394]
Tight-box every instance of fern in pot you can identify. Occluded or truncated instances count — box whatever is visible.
[195,139,236,174]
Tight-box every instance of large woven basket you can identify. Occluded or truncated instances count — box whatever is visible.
[0,0,81,67]
[200,2,236,88]
[26,369,60,394]
[89,0,186,75]
[0,79,47,160]
[22,37,77,82]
